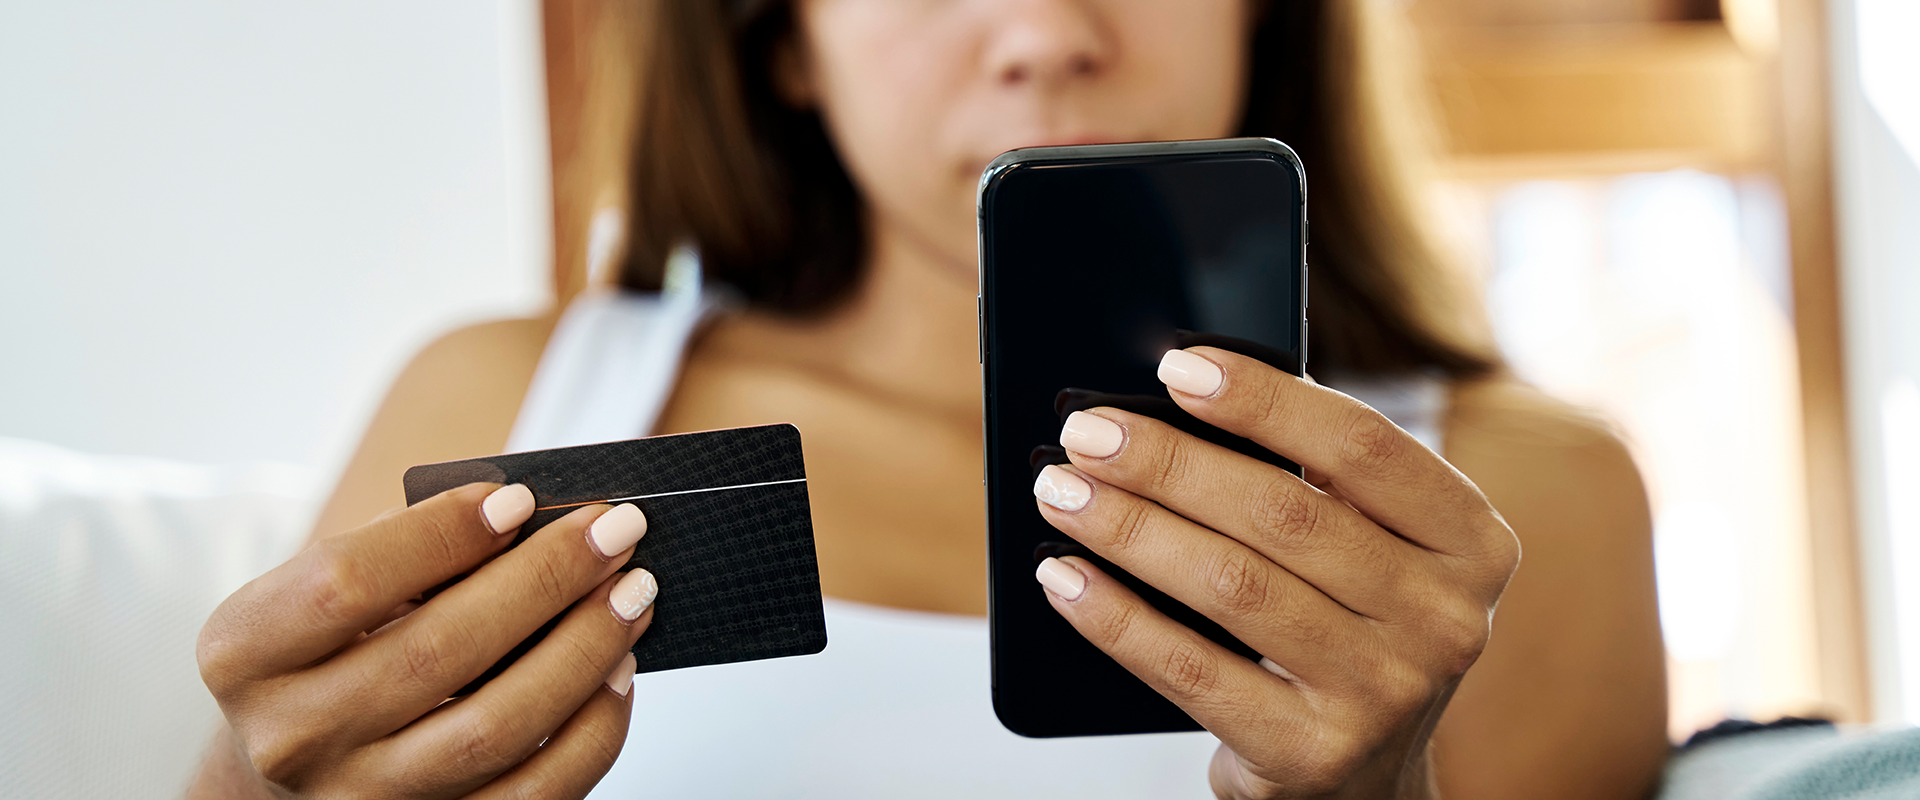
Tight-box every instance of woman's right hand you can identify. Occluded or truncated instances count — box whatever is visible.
[194,482,658,799]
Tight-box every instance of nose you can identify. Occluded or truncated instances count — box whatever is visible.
[981,0,1113,90]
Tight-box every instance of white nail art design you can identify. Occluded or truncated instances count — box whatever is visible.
[1033,466,1090,511]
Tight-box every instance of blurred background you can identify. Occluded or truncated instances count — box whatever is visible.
[2,0,1917,795]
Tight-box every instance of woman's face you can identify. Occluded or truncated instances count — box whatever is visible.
[789,0,1253,272]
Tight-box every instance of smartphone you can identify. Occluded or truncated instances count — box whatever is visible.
[978,138,1308,738]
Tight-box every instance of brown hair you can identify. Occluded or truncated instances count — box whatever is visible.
[610,0,1499,378]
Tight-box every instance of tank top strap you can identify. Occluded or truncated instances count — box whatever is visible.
[505,251,735,453]
[1324,372,1451,456]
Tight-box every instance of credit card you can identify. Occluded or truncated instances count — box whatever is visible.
[403,423,826,689]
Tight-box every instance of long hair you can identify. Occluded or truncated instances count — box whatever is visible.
[595,0,1499,378]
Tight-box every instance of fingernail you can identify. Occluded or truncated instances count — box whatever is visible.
[1060,411,1124,459]
[480,484,535,535]
[1033,465,1091,512]
[588,503,648,560]
[609,569,658,623]
[604,652,637,697]
[1158,349,1224,397]
[1035,557,1087,601]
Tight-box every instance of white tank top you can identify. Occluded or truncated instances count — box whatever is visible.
[510,268,1448,800]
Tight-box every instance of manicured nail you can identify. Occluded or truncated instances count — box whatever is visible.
[480,484,535,535]
[588,503,648,560]
[604,652,637,697]
[609,569,658,623]
[1035,557,1087,601]
[1158,349,1224,397]
[1033,465,1091,512]
[1060,411,1124,459]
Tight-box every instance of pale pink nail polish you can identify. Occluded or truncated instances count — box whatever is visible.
[1158,349,1224,397]
[480,484,535,535]
[1035,557,1087,601]
[589,503,649,560]
[605,652,637,697]
[1033,465,1091,512]
[1060,411,1124,459]
[609,569,658,623]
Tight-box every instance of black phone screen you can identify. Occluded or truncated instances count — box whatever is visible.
[978,140,1306,738]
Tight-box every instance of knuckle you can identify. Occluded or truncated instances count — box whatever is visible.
[417,508,472,576]
[1338,410,1404,476]
[1145,435,1195,493]
[1297,730,1366,795]
[1246,374,1295,436]
[196,614,243,696]
[1087,596,1143,650]
[1102,499,1157,556]
[303,544,377,629]
[527,551,578,608]
[1433,605,1493,674]
[1486,522,1523,575]
[450,702,521,777]
[1158,639,1220,703]
[1206,550,1272,617]
[553,627,615,685]
[398,623,473,691]
[244,725,322,790]
[1248,479,1320,553]
[1374,660,1434,713]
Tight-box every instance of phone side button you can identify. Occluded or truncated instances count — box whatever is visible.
[977,295,985,364]
[1302,318,1309,370]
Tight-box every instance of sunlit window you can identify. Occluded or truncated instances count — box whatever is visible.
[1448,170,1818,737]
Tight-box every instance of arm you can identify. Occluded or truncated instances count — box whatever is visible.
[1434,380,1669,800]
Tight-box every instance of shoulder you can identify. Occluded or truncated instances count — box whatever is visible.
[1430,383,1669,798]
[384,315,558,402]
[1443,376,1646,519]
[306,313,559,541]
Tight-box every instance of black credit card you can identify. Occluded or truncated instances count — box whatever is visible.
[403,423,827,687]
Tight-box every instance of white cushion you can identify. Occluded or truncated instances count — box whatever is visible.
[0,438,317,799]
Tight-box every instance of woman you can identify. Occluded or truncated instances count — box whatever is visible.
[191,1,1669,798]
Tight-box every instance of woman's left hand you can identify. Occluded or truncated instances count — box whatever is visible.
[1032,346,1521,800]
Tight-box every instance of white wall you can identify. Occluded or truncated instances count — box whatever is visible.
[1829,0,1920,723]
[0,0,551,476]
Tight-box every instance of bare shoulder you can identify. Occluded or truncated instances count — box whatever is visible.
[1443,377,1644,512]
[1432,376,1669,799]
[306,314,559,543]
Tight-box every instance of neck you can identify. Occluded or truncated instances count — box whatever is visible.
[756,214,983,420]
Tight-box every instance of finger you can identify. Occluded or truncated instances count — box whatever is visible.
[201,483,532,684]
[1036,556,1322,762]
[1033,465,1368,680]
[327,502,648,737]
[1158,347,1501,557]
[1058,408,1423,618]
[374,568,654,795]
[467,653,637,800]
